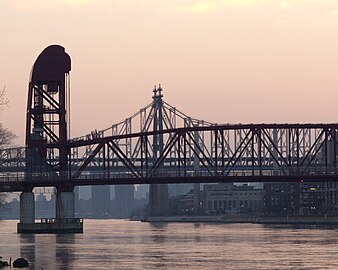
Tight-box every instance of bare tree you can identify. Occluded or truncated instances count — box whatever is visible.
[0,86,8,108]
[0,86,16,147]
[0,124,15,149]
[0,86,16,209]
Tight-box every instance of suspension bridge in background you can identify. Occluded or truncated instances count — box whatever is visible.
[1,45,338,231]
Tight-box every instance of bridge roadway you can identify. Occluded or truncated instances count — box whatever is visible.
[1,169,338,193]
[1,123,338,192]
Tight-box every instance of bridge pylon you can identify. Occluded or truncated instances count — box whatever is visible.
[69,84,212,217]
[149,85,169,216]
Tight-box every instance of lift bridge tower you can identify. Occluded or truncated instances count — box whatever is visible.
[24,45,73,222]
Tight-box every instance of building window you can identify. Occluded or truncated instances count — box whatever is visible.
[208,201,212,211]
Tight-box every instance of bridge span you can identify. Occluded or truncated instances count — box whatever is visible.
[2,121,338,192]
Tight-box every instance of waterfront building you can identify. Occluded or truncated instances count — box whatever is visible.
[169,191,195,215]
[202,183,264,215]
[264,183,292,215]
[264,182,338,215]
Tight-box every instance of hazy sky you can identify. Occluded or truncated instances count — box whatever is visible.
[1,0,338,145]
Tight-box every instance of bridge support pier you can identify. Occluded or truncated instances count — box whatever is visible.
[193,183,201,214]
[149,184,169,216]
[19,191,35,224]
[56,187,75,219]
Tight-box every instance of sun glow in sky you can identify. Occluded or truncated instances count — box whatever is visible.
[1,0,338,144]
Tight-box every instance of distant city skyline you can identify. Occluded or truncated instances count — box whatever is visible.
[1,0,338,145]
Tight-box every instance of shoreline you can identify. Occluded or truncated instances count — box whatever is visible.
[141,215,338,225]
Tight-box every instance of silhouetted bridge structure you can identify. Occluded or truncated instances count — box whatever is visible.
[2,122,338,192]
[1,45,338,227]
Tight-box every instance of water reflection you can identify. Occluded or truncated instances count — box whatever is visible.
[19,234,35,269]
[149,222,167,243]
[3,220,338,270]
[19,233,75,270]
[149,222,168,229]
[56,234,75,269]
[264,224,338,231]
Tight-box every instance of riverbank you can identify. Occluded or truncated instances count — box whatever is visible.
[142,215,338,225]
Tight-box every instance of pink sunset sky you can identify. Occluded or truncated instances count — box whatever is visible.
[1,0,338,145]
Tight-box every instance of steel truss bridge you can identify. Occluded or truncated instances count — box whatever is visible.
[1,101,338,192]
[1,46,338,193]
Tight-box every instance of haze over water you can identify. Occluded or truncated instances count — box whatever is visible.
[1,220,338,269]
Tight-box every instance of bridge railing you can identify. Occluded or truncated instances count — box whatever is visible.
[1,166,338,184]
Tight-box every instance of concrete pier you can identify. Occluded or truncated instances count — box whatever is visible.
[56,190,75,219]
[149,184,169,216]
[193,183,201,214]
[18,218,83,233]
[18,187,82,234]
[19,191,35,224]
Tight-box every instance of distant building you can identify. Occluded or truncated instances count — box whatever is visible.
[293,182,338,215]
[264,182,338,215]
[264,183,292,215]
[76,198,93,218]
[92,185,111,218]
[202,183,264,215]
[169,191,194,215]
[168,184,194,197]
[135,184,149,200]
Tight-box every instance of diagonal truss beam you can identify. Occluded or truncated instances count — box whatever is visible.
[72,142,104,179]
[108,141,141,178]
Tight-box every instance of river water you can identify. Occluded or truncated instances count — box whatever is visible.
[1,219,338,269]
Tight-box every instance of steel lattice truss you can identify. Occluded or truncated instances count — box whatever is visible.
[67,124,338,184]
[0,147,25,171]
[1,90,338,190]
[69,93,211,165]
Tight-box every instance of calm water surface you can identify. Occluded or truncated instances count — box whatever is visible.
[1,219,338,269]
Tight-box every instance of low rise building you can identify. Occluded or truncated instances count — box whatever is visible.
[202,183,264,215]
[264,183,292,215]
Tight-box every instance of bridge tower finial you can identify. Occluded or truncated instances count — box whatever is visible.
[152,84,163,99]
